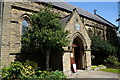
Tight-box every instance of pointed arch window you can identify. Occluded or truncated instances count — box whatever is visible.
[22,19,29,35]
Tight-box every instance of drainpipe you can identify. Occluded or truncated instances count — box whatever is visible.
[0,0,3,69]
[0,0,3,77]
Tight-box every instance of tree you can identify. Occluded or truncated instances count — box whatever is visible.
[91,35,117,65]
[21,6,69,70]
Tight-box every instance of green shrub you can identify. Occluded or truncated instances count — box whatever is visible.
[115,62,120,66]
[39,71,50,78]
[2,61,66,80]
[91,35,117,54]
[91,35,118,65]
[24,60,38,70]
[34,70,66,79]
[104,55,119,65]
[2,61,23,79]
[49,70,66,79]
[2,61,36,79]
[2,66,12,79]
[98,65,104,67]
[20,64,35,78]
[92,66,97,69]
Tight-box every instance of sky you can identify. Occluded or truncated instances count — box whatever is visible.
[65,2,119,26]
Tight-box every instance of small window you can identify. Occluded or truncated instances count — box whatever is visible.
[88,28,93,33]
[22,20,28,35]
[88,28,93,36]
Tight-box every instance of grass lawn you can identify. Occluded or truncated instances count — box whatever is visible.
[98,68,120,73]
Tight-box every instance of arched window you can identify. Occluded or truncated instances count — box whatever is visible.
[97,30,102,37]
[22,19,29,35]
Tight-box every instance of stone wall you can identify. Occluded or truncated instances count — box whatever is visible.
[62,10,92,75]
[83,16,117,41]
[62,51,71,76]
[0,2,70,67]
[0,2,2,76]
[1,2,12,67]
[0,1,117,69]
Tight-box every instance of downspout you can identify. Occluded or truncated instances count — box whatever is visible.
[0,0,3,65]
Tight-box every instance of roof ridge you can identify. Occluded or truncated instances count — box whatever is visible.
[95,14,116,28]
[32,1,117,28]
[51,2,116,28]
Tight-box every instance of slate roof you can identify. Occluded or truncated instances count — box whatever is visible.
[60,15,71,27]
[36,1,116,28]
[51,2,116,28]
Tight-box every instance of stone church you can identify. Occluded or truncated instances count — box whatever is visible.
[0,1,118,75]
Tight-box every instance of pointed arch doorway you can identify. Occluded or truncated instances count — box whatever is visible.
[71,36,85,70]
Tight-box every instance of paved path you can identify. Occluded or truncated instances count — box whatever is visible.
[68,70,119,79]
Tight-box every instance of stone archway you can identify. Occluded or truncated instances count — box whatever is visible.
[70,35,86,72]
[62,10,91,76]
[72,36,84,69]
[62,32,91,75]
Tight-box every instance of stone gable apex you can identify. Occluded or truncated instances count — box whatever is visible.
[64,9,91,50]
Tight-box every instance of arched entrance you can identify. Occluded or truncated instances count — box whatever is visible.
[71,36,85,71]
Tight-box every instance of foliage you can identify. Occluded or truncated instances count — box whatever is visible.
[21,5,69,69]
[23,60,38,70]
[38,71,50,78]
[92,66,97,69]
[2,61,23,79]
[98,65,104,67]
[21,6,69,52]
[49,70,66,79]
[20,64,35,78]
[98,68,120,73]
[104,55,119,65]
[2,61,66,80]
[91,35,118,65]
[35,70,66,79]
[91,55,95,59]
[91,35,117,54]
[2,61,36,79]
[92,65,104,70]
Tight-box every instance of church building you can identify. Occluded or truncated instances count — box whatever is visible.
[0,1,118,76]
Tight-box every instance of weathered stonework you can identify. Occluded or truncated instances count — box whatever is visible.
[62,10,91,75]
[62,50,71,76]
[0,1,71,69]
[0,1,118,76]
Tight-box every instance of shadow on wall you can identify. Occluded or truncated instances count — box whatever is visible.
[15,50,63,71]
[15,51,46,70]
[50,50,63,71]
[106,27,118,46]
